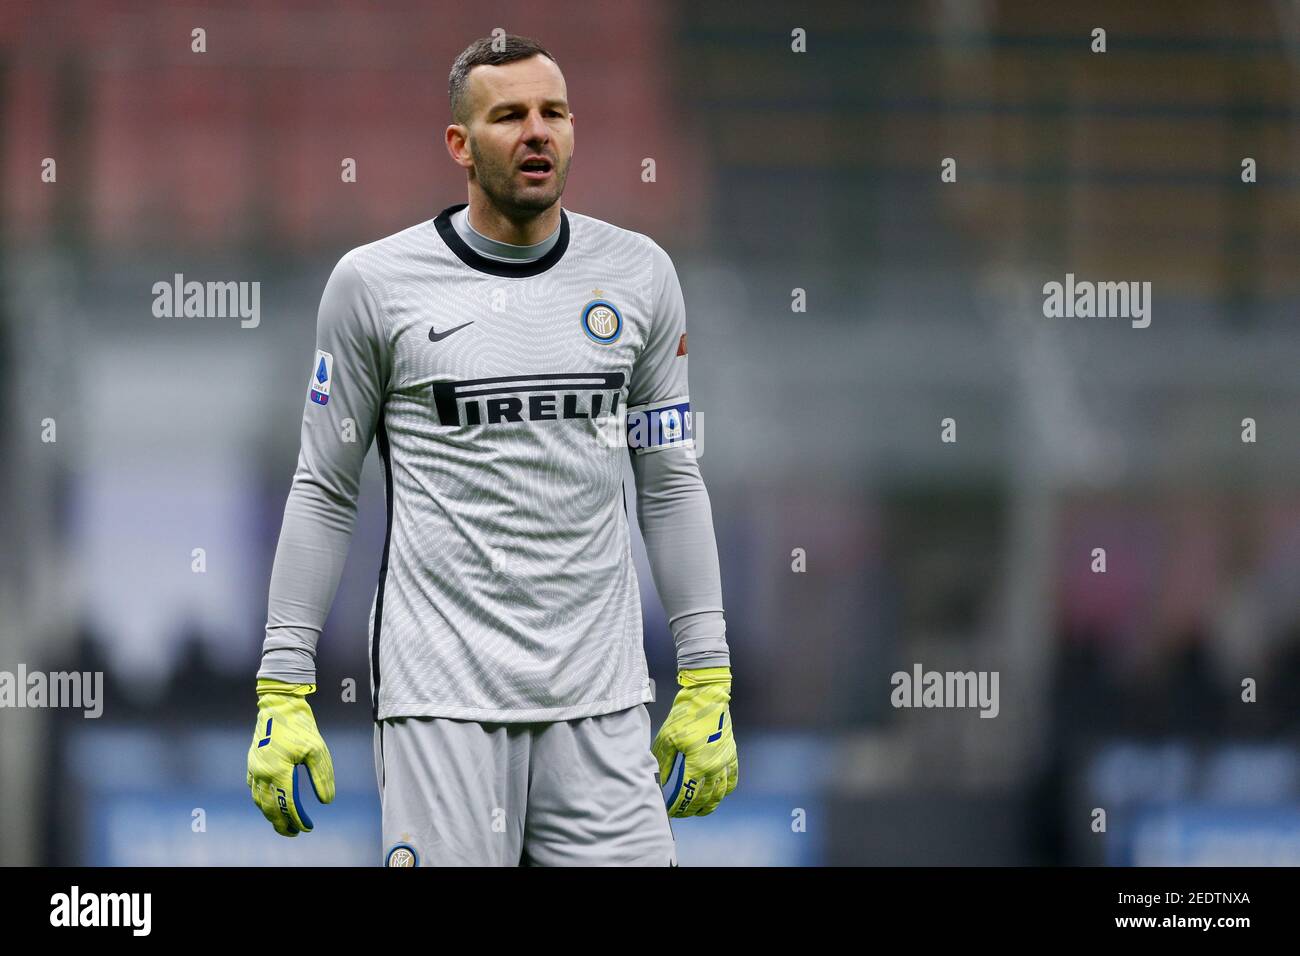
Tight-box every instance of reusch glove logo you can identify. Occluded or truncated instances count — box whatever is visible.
[707,713,725,743]
[679,779,697,813]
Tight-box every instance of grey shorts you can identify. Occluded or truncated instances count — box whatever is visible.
[373,704,676,866]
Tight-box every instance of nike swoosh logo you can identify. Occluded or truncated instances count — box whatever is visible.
[428,321,474,342]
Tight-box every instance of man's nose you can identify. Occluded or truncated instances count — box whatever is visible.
[521,109,550,142]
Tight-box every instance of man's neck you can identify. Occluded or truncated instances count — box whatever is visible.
[465,194,561,246]
[450,206,559,263]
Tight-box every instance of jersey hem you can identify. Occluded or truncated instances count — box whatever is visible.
[375,686,653,724]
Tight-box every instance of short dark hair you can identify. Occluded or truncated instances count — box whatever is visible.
[448,35,558,124]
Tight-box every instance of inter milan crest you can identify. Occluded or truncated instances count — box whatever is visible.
[581,298,623,344]
[385,843,418,867]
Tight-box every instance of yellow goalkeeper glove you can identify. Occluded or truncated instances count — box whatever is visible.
[652,666,738,817]
[246,679,335,836]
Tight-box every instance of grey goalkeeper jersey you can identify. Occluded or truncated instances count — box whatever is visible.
[259,204,729,722]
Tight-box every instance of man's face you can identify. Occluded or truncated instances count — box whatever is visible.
[460,55,574,217]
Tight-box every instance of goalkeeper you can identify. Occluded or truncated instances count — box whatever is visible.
[247,35,736,865]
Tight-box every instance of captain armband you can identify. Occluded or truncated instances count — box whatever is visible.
[625,397,694,455]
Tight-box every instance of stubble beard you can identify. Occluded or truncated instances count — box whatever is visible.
[469,138,570,219]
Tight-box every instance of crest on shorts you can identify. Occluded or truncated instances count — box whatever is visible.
[385,843,419,867]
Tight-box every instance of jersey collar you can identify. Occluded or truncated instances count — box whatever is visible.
[434,203,570,278]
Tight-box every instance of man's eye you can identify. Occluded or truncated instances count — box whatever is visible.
[494,110,561,122]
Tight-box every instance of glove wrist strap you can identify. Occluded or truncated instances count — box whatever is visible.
[256,678,317,698]
[677,666,731,688]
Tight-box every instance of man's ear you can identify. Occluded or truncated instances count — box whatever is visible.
[445,125,473,169]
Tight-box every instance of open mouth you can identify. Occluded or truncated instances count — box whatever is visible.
[519,157,553,179]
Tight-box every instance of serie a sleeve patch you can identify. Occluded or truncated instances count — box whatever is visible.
[309,349,334,406]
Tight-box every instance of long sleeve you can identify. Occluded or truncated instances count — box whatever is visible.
[628,241,729,670]
[258,252,390,683]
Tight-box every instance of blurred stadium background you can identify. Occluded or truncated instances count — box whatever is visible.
[2,0,1299,865]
